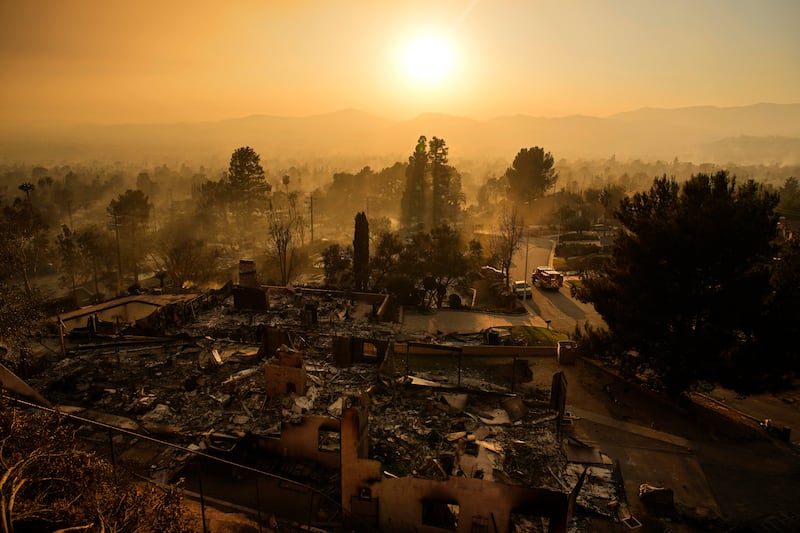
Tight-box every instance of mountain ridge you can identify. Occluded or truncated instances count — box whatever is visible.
[2,103,799,165]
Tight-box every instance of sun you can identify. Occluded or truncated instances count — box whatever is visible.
[401,33,455,86]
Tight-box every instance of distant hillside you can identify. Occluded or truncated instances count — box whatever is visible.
[1,103,799,166]
[610,103,800,137]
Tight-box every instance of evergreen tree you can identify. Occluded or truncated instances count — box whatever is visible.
[353,212,369,291]
[227,146,268,244]
[505,146,558,206]
[582,172,780,395]
[401,136,428,230]
[429,136,449,228]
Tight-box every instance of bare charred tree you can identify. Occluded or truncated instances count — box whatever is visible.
[0,399,193,532]
[267,209,298,286]
[353,212,369,291]
[108,189,151,287]
[0,284,44,373]
[370,231,404,290]
[0,198,49,295]
[490,206,525,287]
[321,243,352,287]
[55,225,80,295]
[75,225,114,300]
[151,223,223,289]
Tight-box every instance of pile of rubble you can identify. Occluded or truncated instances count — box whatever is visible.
[17,284,641,532]
[367,379,566,491]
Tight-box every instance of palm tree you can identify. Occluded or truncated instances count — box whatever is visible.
[18,182,35,211]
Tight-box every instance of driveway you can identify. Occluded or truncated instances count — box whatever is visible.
[399,308,548,336]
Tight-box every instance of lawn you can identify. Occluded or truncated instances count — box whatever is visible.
[509,325,568,346]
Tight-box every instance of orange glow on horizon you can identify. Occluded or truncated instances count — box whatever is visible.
[0,1,797,125]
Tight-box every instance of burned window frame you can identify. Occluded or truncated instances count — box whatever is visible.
[421,498,459,531]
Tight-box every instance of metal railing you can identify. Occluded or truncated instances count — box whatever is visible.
[3,395,377,532]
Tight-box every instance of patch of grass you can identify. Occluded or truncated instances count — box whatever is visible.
[558,231,599,242]
[556,252,611,273]
[567,279,584,290]
[509,325,568,346]
[552,257,568,271]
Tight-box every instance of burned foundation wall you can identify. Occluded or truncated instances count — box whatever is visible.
[340,408,569,533]
[232,286,268,310]
[271,287,390,322]
[370,476,568,533]
[396,343,556,357]
[333,336,391,367]
[254,415,341,470]
[263,355,306,397]
[341,408,382,516]
[238,260,259,288]
[264,365,306,397]
[258,327,291,358]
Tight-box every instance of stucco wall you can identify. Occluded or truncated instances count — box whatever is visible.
[256,415,341,470]
[340,408,569,533]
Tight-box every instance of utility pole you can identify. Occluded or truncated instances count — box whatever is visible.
[67,199,74,229]
[112,213,123,295]
[308,193,314,242]
[523,229,529,303]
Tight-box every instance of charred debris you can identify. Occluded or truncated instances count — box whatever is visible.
[12,266,628,532]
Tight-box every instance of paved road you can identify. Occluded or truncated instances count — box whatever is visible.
[509,236,552,287]
[511,235,606,334]
[399,233,604,337]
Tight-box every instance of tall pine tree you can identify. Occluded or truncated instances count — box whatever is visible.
[401,136,428,230]
[353,212,369,291]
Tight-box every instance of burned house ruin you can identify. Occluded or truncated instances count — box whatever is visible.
[5,278,628,532]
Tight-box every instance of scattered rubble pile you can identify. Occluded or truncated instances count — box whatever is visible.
[183,291,397,342]
[564,463,624,518]
[18,286,639,532]
[28,333,380,467]
[368,383,566,490]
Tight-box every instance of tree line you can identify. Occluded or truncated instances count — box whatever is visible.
[0,139,799,396]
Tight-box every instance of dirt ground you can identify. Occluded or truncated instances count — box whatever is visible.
[183,499,264,533]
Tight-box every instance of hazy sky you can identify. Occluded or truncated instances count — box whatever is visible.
[1,0,798,125]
